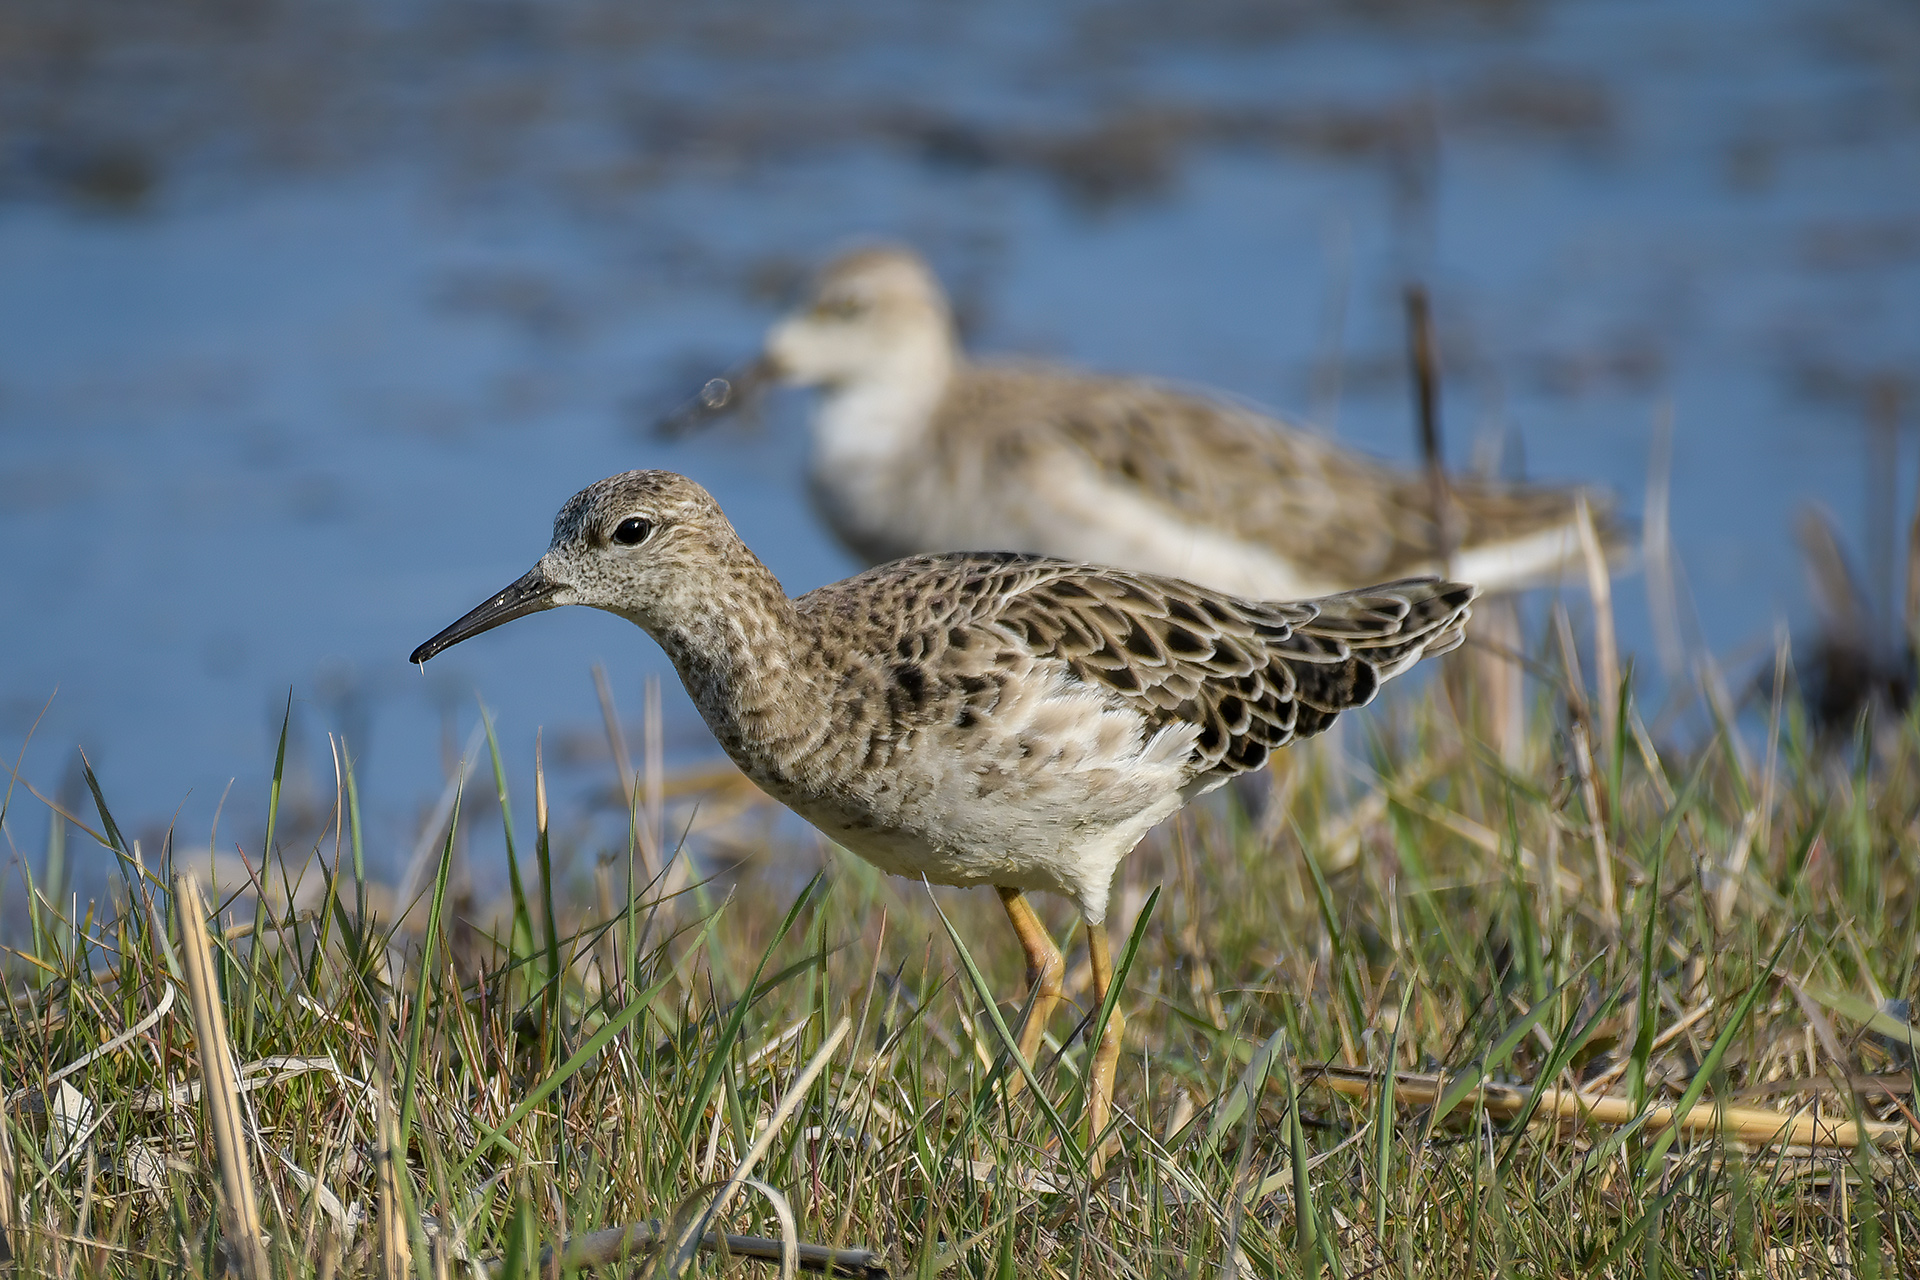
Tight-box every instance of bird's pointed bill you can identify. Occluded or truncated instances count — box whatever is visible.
[410,565,562,664]
[654,356,777,439]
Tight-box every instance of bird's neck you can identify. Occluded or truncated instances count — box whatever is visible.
[811,338,957,473]
[631,547,820,784]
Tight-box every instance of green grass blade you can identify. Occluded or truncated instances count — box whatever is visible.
[1203,1025,1283,1152]
[1801,987,1920,1056]
[1628,756,1707,1116]
[927,887,1084,1171]
[1634,936,1796,1181]
[1495,978,1625,1179]
[1374,982,1413,1247]
[344,736,369,928]
[1431,961,1596,1126]
[78,752,128,854]
[459,903,727,1178]
[666,875,821,1183]
[479,704,537,967]
[1550,929,1795,1197]
[262,691,292,867]
[1279,1047,1326,1280]
[1580,1180,1684,1273]
[1300,840,1367,1052]
[1506,790,1546,1004]
[400,780,462,1139]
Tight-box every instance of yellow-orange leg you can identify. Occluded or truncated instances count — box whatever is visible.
[1086,921,1126,1174]
[995,887,1064,1098]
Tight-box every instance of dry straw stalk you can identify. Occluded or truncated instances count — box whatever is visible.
[175,871,271,1280]
[1305,1063,1909,1151]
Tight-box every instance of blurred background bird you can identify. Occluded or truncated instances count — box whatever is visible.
[663,244,1628,600]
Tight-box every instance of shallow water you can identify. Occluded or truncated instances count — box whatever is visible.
[2,0,1916,893]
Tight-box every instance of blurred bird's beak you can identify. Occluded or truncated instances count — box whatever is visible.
[653,356,778,439]
[409,565,562,664]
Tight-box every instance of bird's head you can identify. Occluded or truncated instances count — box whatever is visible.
[409,470,745,663]
[762,244,955,388]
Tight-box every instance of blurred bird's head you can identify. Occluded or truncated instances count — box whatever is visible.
[763,245,956,389]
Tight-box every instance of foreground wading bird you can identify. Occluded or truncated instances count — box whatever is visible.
[660,244,1621,599]
[411,470,1476,1168]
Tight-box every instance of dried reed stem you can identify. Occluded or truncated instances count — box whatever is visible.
[175,872,270,1280]
[374,1059,411,1280]
[397,722,483,927]
[489,1025,866,1280]
[1304,1063,1907,1150]
[1868,376,1901,642]
[1716,631,1789,929]
[1575,494,1619,753]
[1472,595,1526,768]
[1568,721,1618,934]
[1403,283,1456,569]
[711,1018,850,1223]
[593,858,624,998]
[1643,403,1687,679]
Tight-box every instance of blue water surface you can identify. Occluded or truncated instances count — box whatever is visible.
[2,0,1915,900]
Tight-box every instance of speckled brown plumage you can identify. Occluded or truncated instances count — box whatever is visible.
[804,551,1471,785]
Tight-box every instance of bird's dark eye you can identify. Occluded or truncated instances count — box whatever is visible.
[612,516,653,546]
[815,296,868,321]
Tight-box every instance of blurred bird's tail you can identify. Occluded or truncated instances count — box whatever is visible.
[1291,577,1479,697]
[1438,481,1632,593]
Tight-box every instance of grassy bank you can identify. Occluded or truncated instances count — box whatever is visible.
[3,624,1919,1278]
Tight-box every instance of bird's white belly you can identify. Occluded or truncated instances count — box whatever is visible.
[811,409,1337,601]
[788,785,1187,924]
[994,455,1334,599]
[775,669,1208,921]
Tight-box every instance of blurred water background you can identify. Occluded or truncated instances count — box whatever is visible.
[2,0,1917,899]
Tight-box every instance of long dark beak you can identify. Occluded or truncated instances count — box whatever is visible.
[410,565,562,665]
[654,356,777,439]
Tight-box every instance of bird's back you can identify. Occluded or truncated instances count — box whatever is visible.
[838,360,1618,597]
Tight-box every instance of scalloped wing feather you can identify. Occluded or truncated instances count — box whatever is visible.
[807,553,1475,784]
